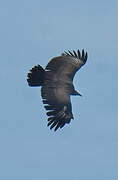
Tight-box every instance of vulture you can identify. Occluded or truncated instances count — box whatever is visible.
[27,49,88,131]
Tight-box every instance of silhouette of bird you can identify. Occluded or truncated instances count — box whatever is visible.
[27,49,88,131]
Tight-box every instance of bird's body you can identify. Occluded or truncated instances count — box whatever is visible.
[27,49,88,131]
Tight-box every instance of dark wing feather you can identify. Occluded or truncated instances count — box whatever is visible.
[46,49,87,81]
[41,85,73,131]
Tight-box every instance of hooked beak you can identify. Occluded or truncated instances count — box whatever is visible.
[73,90,82,96]
[77,91,82,96]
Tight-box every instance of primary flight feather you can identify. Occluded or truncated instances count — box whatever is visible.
[27,49,88,131]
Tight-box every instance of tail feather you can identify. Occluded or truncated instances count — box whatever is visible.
[27,65,45,86]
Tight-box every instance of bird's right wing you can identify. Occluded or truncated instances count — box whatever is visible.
[45,49,87,82]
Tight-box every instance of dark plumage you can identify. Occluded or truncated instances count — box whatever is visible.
[27,49,88,131]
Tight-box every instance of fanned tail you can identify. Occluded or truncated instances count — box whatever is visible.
[27,65,45,86]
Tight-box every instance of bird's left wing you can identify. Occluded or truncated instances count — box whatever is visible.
[41,83,73,131]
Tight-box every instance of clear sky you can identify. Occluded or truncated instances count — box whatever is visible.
[0,0,118,179]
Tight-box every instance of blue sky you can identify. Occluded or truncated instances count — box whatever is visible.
[0,0,118,179]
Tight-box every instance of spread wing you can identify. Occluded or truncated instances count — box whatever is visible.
[41,85,73,131]
[45,49,87,82]
[41,49,87,131]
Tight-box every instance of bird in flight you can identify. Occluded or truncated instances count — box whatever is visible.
[27,49,88,131]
